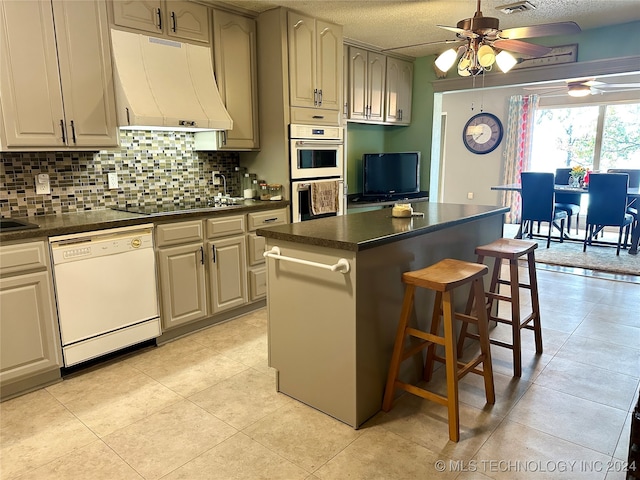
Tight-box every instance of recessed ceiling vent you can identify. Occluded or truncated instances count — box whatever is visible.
[496,1,537,14]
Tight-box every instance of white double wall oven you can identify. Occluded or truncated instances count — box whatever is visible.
[289,124,346,223]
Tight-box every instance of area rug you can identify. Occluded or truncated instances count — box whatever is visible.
[502,224,640,276]
[532,239,640,276]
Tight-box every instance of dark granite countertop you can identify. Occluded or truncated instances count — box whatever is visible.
[256,201,508,252]
[0,200,290,242]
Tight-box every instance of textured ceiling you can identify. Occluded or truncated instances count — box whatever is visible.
[216,0,640,58]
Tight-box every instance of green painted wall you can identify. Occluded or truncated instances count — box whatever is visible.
[345,20,640,195]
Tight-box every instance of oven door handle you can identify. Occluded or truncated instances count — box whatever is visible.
[295,141,343,147]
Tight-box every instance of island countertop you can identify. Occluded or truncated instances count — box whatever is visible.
[257,201,509,251]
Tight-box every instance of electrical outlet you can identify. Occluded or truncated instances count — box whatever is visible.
[467,192,474,200]
[212,171,221,185]
[107,172,119,189]
[35,173,51,195]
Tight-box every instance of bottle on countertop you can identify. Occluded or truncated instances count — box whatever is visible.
[243,173,256,199]
[259,182,270,200]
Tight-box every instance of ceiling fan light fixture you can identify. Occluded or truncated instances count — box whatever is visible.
[495,50,518,72]
[568,84,591,97]
[435,48,459,72]
[477,44,496,67]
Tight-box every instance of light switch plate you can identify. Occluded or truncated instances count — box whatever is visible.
[107,172,119,189]
[212,171,221,185]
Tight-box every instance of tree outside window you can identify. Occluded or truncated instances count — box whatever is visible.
[531,102,640,173]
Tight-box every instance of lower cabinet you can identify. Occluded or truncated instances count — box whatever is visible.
[156,213,250,330]
[0,240,62,398]
[246,208,288,302]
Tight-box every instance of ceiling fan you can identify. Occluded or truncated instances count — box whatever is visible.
[523,78,640,97]
[386,0,581,77]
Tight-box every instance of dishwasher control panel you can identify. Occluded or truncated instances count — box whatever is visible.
[50,225,154,265]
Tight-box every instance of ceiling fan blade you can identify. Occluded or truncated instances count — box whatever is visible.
[436,24,468,35]
[594,83,640,89]
[381,38,462,52]
[492,39,552,57]
[499,21,581,40]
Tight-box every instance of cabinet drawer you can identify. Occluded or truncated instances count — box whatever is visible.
[247,209,288,231]
[0,241,49,275]
[156,220,203,247]
[290,106,341,126]
[207,215,245,238]
[247,233,266,266]
[249,267,266,301]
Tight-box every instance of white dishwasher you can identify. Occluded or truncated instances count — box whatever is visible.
[49,224,160,367]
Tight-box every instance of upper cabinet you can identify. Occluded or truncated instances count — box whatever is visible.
[348,46,386,123]
[111,0,209,44]
[211,9,259,150]
[345,45,414,126]
[288,12,343,125]
[385,57,413,125]
[0,0,118,150]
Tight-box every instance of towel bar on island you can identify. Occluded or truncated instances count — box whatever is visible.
[263,246,350,273]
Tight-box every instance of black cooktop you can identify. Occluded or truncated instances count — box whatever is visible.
[112,201,215,215]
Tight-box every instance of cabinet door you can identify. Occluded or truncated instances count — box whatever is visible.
[157,243,208,329]
[165,1,209,44]
[213,10,259,149]
[315,20,342,112]
[208,235,247,314]
[386,57,413,125]
[348,46,368,121]
[0,271,62,386]
[52,0,118,147]
[367,52,386,122]
[247,233,266,266]
[0,0,65,147]
[111,0,162,35]
[248,267,266,302]
[288,12,316,109]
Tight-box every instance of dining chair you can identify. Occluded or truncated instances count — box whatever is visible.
[607,169,639,220]
[554,167,581,234]
[521,172,567,248]
[584,173,634,255]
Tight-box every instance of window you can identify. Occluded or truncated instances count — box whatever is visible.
[530,102,640,173]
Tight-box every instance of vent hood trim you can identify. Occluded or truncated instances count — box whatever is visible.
[110,30,233,132]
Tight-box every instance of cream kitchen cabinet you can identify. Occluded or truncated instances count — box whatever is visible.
[287,11,343,125]
[156,220,208,329]
[0,240,62,400]
[110,0,209,44]
[206,215,248,313]
[385,57,413,125]
[347,46,386,123]
[210,9,259,150]
[0,0,118,150]
[156,214,247,330]
[246,208,288,302]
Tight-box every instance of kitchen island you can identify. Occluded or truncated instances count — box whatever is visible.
[257,201,508,428]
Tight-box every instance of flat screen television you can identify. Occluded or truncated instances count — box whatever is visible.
[362,152,421,199]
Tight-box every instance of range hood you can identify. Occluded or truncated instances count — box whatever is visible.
[110,29,232,132]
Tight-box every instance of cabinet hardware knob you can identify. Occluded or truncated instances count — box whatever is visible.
[70,120,76,144]
[171,11,176,32]
[156,8,162,30]
[212,245,216,263]
[200,246,204,265]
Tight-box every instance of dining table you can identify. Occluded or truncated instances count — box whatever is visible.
[491,183,640,255]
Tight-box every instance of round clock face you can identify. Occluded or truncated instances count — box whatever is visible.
[463,113,504,154]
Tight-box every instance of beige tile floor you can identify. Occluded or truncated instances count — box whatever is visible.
[1,269,639,480]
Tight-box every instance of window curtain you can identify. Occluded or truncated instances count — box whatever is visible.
[502,94,539,224]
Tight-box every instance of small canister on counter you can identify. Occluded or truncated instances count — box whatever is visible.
[268,184,283,201]
[259,182,270,200]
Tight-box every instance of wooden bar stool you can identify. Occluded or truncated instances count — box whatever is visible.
[382,258,495,443]
[457,238,543,377]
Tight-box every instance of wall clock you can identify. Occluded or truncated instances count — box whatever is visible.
[462,112,503,155]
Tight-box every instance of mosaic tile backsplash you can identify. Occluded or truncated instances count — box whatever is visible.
[0,130,242,218]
